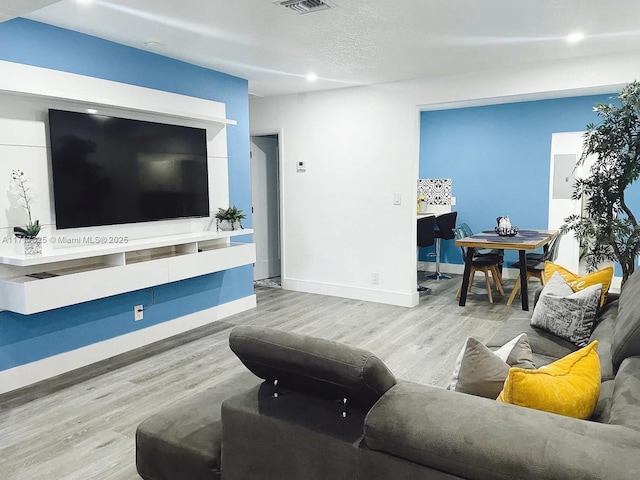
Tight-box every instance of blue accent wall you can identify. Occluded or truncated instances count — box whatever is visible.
[0,19,253,371]
[418,94,626,268]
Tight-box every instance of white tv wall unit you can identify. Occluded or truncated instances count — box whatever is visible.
[0,230,255,314]
[0,61,255,315]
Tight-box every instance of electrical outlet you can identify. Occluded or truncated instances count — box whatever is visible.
[134,305,144,321]
[372,273,379,285]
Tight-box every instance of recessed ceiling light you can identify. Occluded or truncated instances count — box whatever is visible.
[305,72,318,82]
[86,108,98,114]
[76,0,93,5]
[144,41,163,50]
[567,32,585,44]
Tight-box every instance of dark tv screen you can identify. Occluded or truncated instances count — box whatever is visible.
[48,109,210,229]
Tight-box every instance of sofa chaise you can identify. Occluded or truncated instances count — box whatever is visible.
[136,268,640,480]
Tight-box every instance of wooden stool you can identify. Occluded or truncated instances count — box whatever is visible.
[456,264,505,304]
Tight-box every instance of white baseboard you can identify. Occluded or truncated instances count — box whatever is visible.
[0,294,256,395]
[282,278,417,307]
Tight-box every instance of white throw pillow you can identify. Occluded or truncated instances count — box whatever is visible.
[449,334,534,399]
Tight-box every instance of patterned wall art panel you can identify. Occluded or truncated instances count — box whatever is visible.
[418,178,452,205]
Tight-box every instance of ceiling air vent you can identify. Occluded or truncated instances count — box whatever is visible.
[273,0,335,15]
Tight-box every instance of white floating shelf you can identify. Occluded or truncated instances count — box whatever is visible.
[0,231,255,314]
[0,230,253,267]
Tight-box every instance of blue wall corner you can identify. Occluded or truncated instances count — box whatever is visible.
[0,18,253,370]
[418,93,633,268]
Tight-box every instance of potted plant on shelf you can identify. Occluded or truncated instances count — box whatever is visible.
[9,169,42,254]
[215,205,246,231]
[562,81,640,286]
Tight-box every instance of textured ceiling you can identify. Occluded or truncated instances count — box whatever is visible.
[0,0,60,22]
[15,0,640,97]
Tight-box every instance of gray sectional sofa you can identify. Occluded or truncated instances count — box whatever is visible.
[136,268,640,480]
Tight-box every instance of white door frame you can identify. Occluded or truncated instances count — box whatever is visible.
[250,127,286,285]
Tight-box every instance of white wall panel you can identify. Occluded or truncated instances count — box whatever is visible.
[0,116,47,147]
[207,125,229,158]
[0,60,230,123]
[0,144,53,230]
[208,156,230,213]
[0,63,233,248]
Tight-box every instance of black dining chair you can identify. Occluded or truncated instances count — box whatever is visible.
[457,222,504,262]
[428,211,458,280]
[417,215,436,292]
[455,225,505,303]
[506,232,563,306]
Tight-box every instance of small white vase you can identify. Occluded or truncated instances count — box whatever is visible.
[24,237,42,255]
[218,219,241,231]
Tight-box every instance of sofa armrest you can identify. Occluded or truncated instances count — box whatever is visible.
[364,381,640,480]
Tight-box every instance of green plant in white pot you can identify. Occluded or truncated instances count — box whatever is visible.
[9,169,42,254]
[215,206,246,231]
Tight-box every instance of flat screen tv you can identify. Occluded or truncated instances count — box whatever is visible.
[48,109,210,229]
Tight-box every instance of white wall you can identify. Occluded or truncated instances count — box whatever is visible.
[252,87,421,306]
[250,49,640,307]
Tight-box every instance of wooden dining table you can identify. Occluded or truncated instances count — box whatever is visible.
[455,229,557,311]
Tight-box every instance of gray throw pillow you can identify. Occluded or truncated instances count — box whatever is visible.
[449,334,534,399]
[530,271,602,348]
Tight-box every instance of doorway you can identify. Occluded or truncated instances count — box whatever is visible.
[250,135,282,282]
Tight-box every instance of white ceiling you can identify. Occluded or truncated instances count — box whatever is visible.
[13,0,640,97]
[0,0,60,22]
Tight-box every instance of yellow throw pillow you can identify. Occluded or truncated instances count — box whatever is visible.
[543,262,613,307]
[497,341,600,419]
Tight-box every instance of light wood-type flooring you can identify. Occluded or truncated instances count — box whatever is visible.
[0,273,535,480]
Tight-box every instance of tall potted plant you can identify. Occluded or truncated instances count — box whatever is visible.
[562,81,640,285]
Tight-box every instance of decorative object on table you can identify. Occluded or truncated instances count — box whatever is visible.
[417,178,452,206]
[9,169,42,254]
[215,205,246,231]
[562,81,640,286]
[494,215,519,236]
